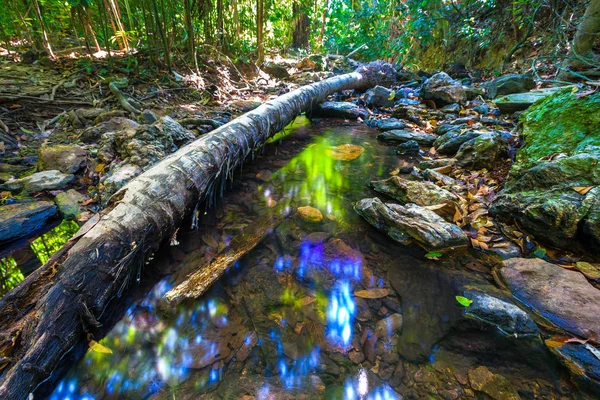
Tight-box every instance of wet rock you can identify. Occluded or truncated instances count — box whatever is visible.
[468,366,520,400]
[364,86,395,108]
[354,197,468,251]
[418,158,456,170]
[348,350,365,364]
[255,170,272,181]
[546,342,600,384]
[0,201,57,242]
[488,241,522,260]
[374,313,403,338]
[494,87,565,113]
[464,290,538,336]
[99,164,143,205]
[474,104,490,115]
[501,258,600,341]
[455,132,508,169]
[311,102,368,119]
[485,74,535,99]
[0,170,74,193]
[38,144,87,174]
[441,103,460,113]
[54,189,88,219]
[261,62,290,79]
[370,176,458,206]
[421,72,467,106]
[368,118,407,131]
[434,130,482,156]
[377,130,437,146]
[396,140,420,155]
[297,206,323,223]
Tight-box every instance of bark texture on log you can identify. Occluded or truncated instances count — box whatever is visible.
[0,62,395,399]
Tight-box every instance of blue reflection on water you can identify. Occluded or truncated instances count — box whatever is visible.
[327,281,356,346]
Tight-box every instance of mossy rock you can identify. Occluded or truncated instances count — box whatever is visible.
[514,88,600,177]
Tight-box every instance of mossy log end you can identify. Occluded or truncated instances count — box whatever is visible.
[0,61,395,399]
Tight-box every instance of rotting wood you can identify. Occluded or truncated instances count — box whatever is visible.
[0,61,395,399]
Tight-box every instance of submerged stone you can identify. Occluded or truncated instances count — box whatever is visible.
[297,206,323,223]
[0,201,57,242]
[468,366,520,400]
[326,144,364,161]
[501,258,600,342]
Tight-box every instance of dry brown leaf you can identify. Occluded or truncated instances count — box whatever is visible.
[479,241,489,250]
[354,288,390,299]
[572,186,594,195]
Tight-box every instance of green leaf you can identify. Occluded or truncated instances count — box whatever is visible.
[425,251,443,260]
[533,248,546,258]
[455,296,473,307]
[388,90,396,101]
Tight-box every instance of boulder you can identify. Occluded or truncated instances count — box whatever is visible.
[396,140,421,155]
[0,201,57,242]
[434,130,482,155]
[138,109,158,124]
[377,130,437,145]
[501,258,600,342]
[420,72,467,106]
[310,102,368,119]
[261,62,290,79]
[80,117,140,143]
[370,176,457,206]
[468,366,520,400]
[485,74,535,99]
[363,86,395,108]
[464,290,538,336]
[354,197,468,251]
[493,87,566,113]
[0,170,74,193]
[367,118,407,131]
[54,189,88,219]
[38,144,87,174]
[455,132,508,169]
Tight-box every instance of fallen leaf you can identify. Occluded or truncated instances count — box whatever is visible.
[572,186,594,195]
[425,251,443,260]
[455,296,473,307]
[354,288,390,299]
[326,144,364,161]
[566,337,589,344]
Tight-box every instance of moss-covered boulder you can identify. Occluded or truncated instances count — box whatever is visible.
[492,88,600,251]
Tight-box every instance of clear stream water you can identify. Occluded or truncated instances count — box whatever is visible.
[13,118,595,399]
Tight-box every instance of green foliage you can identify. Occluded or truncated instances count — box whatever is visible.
[456,295,473,307]
[31,220,80,265]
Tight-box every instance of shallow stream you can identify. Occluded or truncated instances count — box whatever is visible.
[35,118,595,399]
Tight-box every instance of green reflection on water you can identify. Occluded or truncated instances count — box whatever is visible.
[0,257,24,297]
[31,220,80,264]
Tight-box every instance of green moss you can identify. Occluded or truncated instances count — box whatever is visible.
[515,88,600,175]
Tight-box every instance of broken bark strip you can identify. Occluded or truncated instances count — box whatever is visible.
[0,61,395,399]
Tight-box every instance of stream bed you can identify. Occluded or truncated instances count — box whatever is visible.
[45,117,594,399]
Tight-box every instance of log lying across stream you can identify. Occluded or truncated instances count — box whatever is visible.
[0,61,395,399]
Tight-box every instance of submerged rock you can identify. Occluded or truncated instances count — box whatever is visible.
[546,342,600,385]
[0,170,74,193]
[370,176,457,206]
[485,74,535,99]
[455,132,508,169]
[354,197,468,251]
[0,201,57,242]
[396,140,420,155]
[468,366,520,400]
[501,258,600,342]
[377,129,437,145]
[297,206,323,223]
[420,72,467,106]
[311,102,368,119]
[464,290,538,336]
[38,144,87,174]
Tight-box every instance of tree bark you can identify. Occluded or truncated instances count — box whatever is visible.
[257,0,264,64]
[572,0,600,63]
[0,62,395,400]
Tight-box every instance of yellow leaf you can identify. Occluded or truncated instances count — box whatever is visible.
[545,339,565,349]
[572,186,594,195]
[354,288,390,299]
[95,163,105,173]
[89,340,113,354]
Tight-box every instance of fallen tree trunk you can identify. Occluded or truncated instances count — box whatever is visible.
[0,61,395,399]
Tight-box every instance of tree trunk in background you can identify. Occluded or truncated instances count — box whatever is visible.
[151,0,172,72]
[32,0,55,58]
[0,62,395,400]
[317,0,327,49]
[217,0,224,49]
[233,0,240,40]
[183,0,197,68]
[292,0,310,50]
[257,0,264,64]
[572,0,600,64]
[12,0,36,50]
